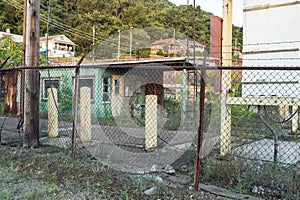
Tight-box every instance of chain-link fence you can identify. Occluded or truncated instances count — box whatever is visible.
[200,66,300,199]
[1,63,299,199]
[0,67,76,148]
[76,64,200,172]
[0,61,200,173]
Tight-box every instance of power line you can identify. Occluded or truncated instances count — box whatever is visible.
[6,0,114,46]
[5,0,136,54]
[8,0,300,59]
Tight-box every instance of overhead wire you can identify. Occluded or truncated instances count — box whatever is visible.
[5,0,132,54]
[7,0,94,41]
[7,0,300,60]
[210,39,300,48]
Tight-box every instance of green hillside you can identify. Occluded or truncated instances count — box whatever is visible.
[0,0,242,54]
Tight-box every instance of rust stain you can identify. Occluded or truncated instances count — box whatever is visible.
[4,71,20,116]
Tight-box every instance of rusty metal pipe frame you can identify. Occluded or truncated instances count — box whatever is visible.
[194,54,207,192]
[72,50,89,158]
[257,105,278,163]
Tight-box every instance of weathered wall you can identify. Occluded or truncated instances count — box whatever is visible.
[243,0,300,97]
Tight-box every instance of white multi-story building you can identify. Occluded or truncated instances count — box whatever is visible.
[242,0,300,97]
[40,34,75,58]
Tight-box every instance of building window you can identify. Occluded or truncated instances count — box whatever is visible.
[79,77,95,102]
[114,79,120,94]
[73,76,95,103]
[42,78,60,101]
[102,77,111,102]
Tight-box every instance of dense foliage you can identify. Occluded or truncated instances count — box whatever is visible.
[0,35,46,68]
[0,0,242,55]
[0,36,23,67]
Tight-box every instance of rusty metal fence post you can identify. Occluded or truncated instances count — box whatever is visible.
[194,54,207,191]
[72,51,88,158]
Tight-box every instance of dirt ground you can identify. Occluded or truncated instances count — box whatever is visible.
[0,144,263,200]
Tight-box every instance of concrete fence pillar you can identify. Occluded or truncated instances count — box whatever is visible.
[80,87,91,142]
[145,95,157,150]
[220,0,233,156]
[48,88,58,138]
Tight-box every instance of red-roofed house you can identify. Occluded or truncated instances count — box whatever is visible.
[150,38,185,55]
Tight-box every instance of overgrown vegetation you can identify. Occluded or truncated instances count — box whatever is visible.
[200,154,300,199]
[164,99,181,130]
[58,74,73,121]
[0,36,46,68]
[199,86,300,199]
[0,35,22,68]
[0,144,199,199]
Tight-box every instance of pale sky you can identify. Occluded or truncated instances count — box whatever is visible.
[169,0,243,27]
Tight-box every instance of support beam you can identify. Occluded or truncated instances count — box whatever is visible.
[227,97,299,134]
[220,0,233,156]
[227,97,300,106]
[279,105,287,119]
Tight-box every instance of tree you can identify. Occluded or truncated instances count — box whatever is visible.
[0,35,46,67]
[1,0,243,55]
[0,36,22,68]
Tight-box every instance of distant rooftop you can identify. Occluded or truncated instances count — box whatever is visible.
[0,30,23,43]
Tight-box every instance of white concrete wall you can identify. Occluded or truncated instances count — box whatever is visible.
[243,1,300,52]
[242,0,300,97]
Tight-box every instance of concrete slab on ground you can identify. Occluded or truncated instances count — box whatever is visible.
[236,139,300,165]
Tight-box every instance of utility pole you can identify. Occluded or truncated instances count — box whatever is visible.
[46,0,51,64]
[173,29,176,39]
[24,0,41,148]
[136,42,140,61]
[193,0,196,66]
[92,26,95,62]
[118,30,121,62]
[21,0,27,124]
[186,0,190,58]
[129,27,133,61]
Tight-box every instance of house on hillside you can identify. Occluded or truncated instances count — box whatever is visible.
[150,38,185,56]
[0,31,72,59]
[242,0,300,97]
[177,39,205,56]
[150,37,206,58]
[40,34,75,58]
